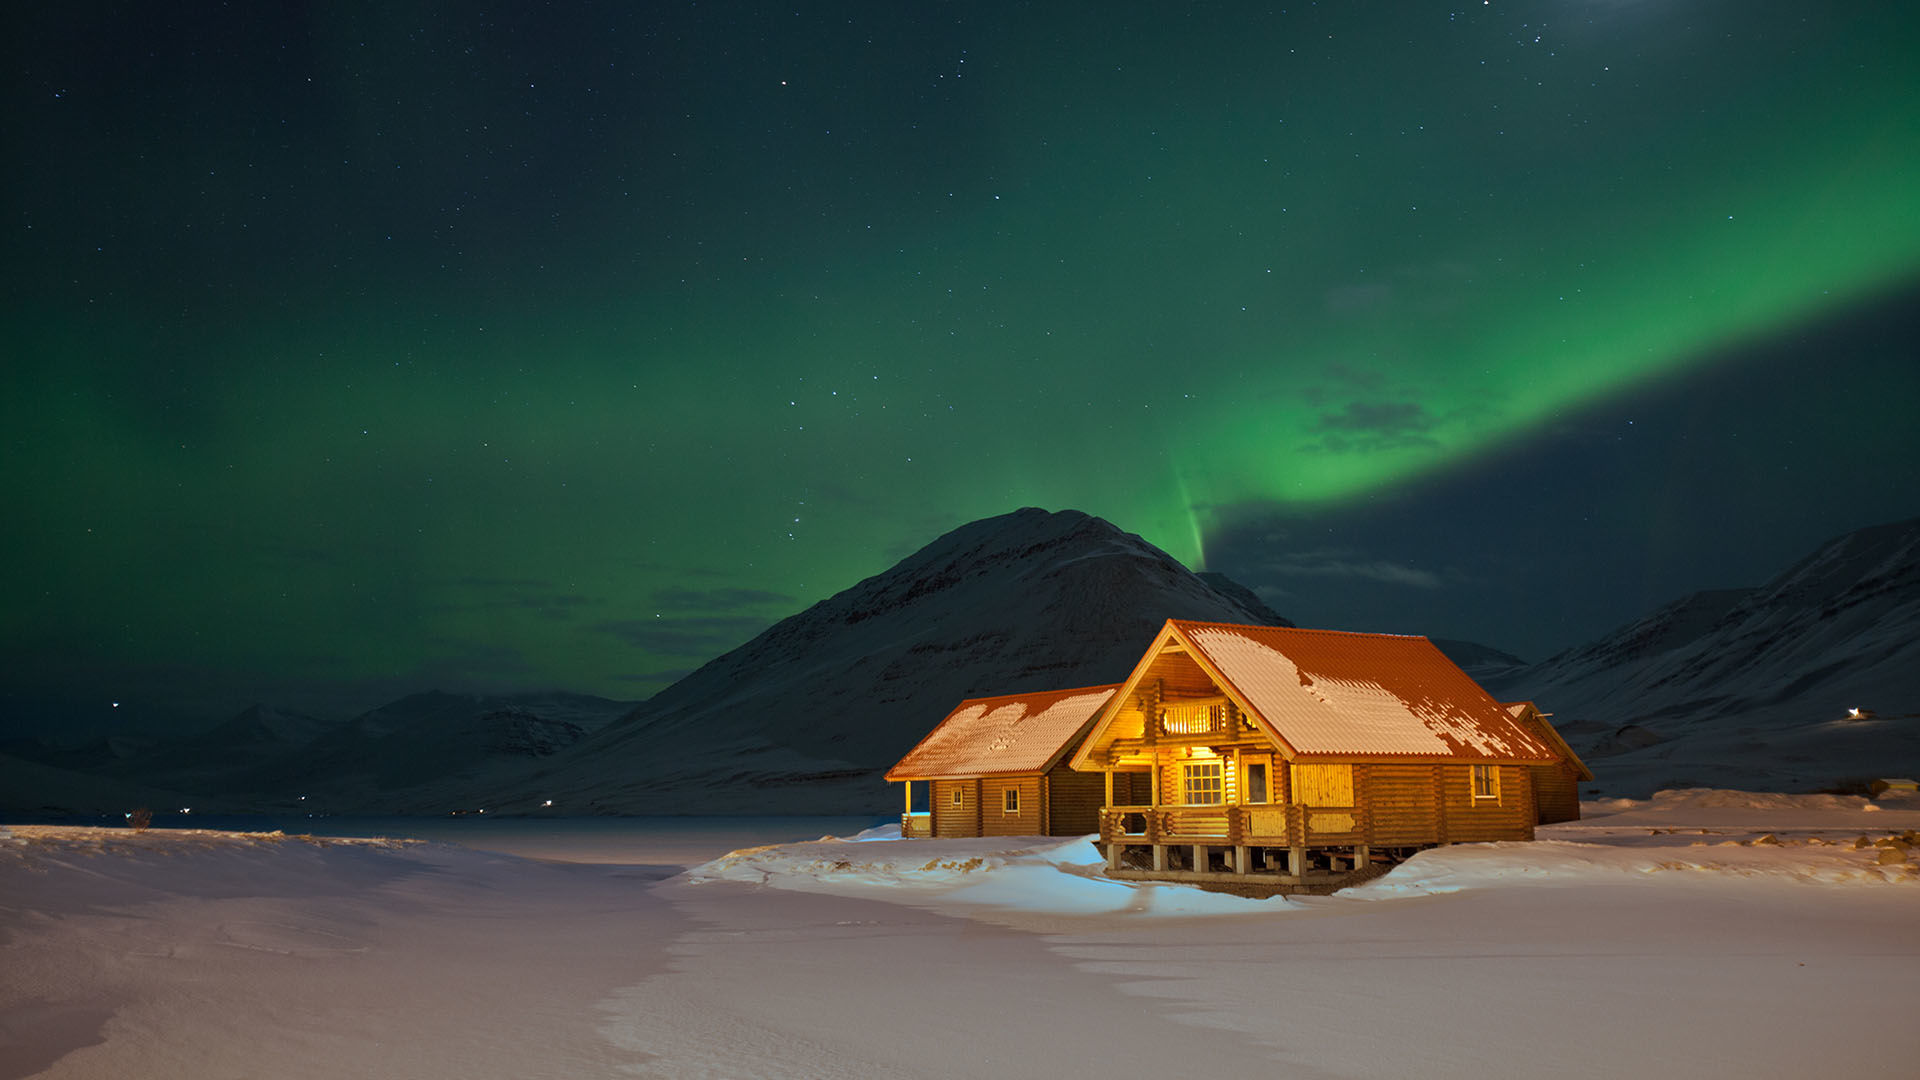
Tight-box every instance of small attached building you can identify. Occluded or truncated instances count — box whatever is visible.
[886,685,1119,838]
[1069,620,1572,889]
[1505,701,1594,824]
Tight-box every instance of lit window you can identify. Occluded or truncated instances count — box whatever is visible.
[951,788,964,807]
[1003,787,1020,814]
[1472,764,1500,801]
[1183,761,1224,805]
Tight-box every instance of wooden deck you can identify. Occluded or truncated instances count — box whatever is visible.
[1097,800,1445,894]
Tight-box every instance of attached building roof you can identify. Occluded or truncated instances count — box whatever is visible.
[1074,620,1559,766]
[886,684,1121,781]
[1504,701,1595,781]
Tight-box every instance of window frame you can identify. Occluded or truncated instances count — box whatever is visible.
[1002,786,1020,814]
[1243,760,1270,805]
[951,788,964,808]
[1471,764,1501,802]
[1182,760,1224,806]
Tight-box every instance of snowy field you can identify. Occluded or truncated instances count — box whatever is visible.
[3,792,1917,1079]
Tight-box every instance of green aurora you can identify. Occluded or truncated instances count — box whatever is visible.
[3,2,1917,716]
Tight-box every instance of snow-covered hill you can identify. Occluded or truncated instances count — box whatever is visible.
[1487,518,1920,795]
[211,691,635,811]
[489,508,1294,814]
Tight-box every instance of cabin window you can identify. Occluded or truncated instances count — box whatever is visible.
[1183,761,1224,805]
[1291,763,1355,807]
[1002,787,1020,814]
[1244,762,1270,804]
[951,788,964,808]
[1471,764,1500,801]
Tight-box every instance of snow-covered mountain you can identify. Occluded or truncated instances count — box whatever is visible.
[1486,518,1920,795]
[489,508,1294,814]
[0,692,638,816]
[210,691,635,811]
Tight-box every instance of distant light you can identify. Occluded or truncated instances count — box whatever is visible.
[298,795,307,801]
[542,799,553,808]
[111,701,120,708]
[478,808,486,814]
[180,807,191,814]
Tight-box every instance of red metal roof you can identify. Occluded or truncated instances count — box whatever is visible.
[1168,620,1557,762]
[886,684,1121,780]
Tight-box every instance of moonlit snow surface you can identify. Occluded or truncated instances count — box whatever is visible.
[5,795,1917,1078]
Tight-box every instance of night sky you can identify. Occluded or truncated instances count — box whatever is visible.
[5,2,1917,729]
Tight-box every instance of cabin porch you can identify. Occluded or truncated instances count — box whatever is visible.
[1096,802,1425,894]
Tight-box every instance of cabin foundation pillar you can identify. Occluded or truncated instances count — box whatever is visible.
[1106,843,1121,871]
[1289,844,1307,875]
[1355,844,1370,868]
[1192,844,1206,873]
[1152,845,1167,872]
[1234,845,1250,874]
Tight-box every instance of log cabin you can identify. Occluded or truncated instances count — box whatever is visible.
[884,685,1119,838]
[1067,620,1571,892]
[1505,700,1593,824]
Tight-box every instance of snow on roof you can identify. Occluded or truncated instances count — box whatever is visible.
[1174,622,1556,761]
[886,685,1120,780]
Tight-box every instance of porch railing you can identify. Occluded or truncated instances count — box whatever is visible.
[1097,803,1361,847]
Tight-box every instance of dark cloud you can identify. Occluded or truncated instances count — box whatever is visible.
[649,587,796,611]
[1312,400,1434,434]
[1260,549,1447,589]
[591,615,777,657]
[1304,400,1440,453]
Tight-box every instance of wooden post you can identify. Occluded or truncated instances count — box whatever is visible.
[1152,844,1167,871]
[1107,842,1121,871]
[1355,763,1372,845]
[1234,845,1250,874]
[1193,843,1205,873]
[1104,768,1114,808]
[1289,844,1307,876]
[1355,844,1370,869]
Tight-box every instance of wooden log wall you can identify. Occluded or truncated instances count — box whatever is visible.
[1045,760,1106,835]
[981,775,1044,837]
[931,778,978,838]
[1368,763,1445,846]
[1109,770,1150,806]
[1160,758,1185,806]
[1531,763,1582,824]
[1438,764,1536,842]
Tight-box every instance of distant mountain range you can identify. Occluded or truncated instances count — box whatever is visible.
[3,510,1915,816]
[1483,517,1920,795]
[0,692,634,817]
